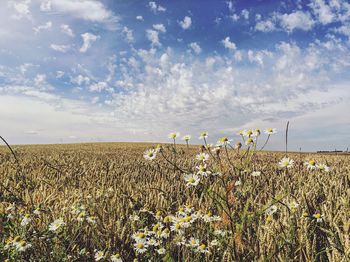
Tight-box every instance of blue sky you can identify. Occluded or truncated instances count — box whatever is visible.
[0,0,350,151]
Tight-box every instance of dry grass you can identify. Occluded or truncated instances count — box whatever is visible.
[0,142,349,261]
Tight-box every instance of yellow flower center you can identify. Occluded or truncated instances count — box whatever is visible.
[153,224,159,232]
[309,160,316,166]
[13,236,21,242]
[314,213,321,219]
[199,244,206,250]
[136,243,144,249]
[163,216,172,222]
[183,216,192,222]
[220,137,228,142]
[188,178,195,183]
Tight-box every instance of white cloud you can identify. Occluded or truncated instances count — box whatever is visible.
[247,49,272,66]
[230,14,240,22]
[50,44,70,53]
[148,1,166,13]
[34,74,46,86]
[9,0,31,19]
[40,0,51,11]
[241,9,249,20]
[255,19,276,32]
[33,21,52,33]
[60,24,74,37]
[179,16,192,30]
[79,32,100,53]
[189,42,202,54]
[122,26,134,43]
[309,0,334,25]
[333,24,350,39]
[71,75,90,85]
[89,81,108,92]
[56,71,65,78]
[278,11,315,32]
[221,36,236,50]
[153,24,166,33]
[44,0,119,26]
[146,29,160,46]
[136,15,144,21]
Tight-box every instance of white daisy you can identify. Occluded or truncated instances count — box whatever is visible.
[288,201,299,210]
[196,243,210,253]
[278,157,294,169]
[199,132,208,139]
[265,205,278,215]
[132,232,147,243]
[304,159,317,170]
[182,135,191,141]
[251,171,261,177]
[87,216,97,225]
[94,250,105,261]
[187,237,199,248]
[157,247,166,255]
[168,132,180,139]
[183,173,200,186]
[245,138,254,146]
[147,238,160,246]
[252,129,261,137]
[316,163,330,172]
[242,129,253,137]
[196,153,209,162]
[196,164,211,176]
[20,214,32,227]
[264,128,277,135]
[48,218,65,232]
[15,241,32,253]
[312,213,324,223]
[110,253,123,262]
[217,137,231,146]
[134,242,148,253]
[143,149,157,161]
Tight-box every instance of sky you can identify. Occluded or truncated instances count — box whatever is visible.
[0,0,350,151]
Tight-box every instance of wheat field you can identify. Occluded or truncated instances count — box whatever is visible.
[0,138,349,261]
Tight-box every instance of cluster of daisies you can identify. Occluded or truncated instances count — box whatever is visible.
[2,202,101,258]
[130,206,222,256]
[263,202,325,224]
[93,251,123,262]
[277,157,330,171]
[143,128,278,161]
[70,204,97,225]
[184,152,221,186]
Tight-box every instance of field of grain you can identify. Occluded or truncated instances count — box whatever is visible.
[0,138,349,261]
